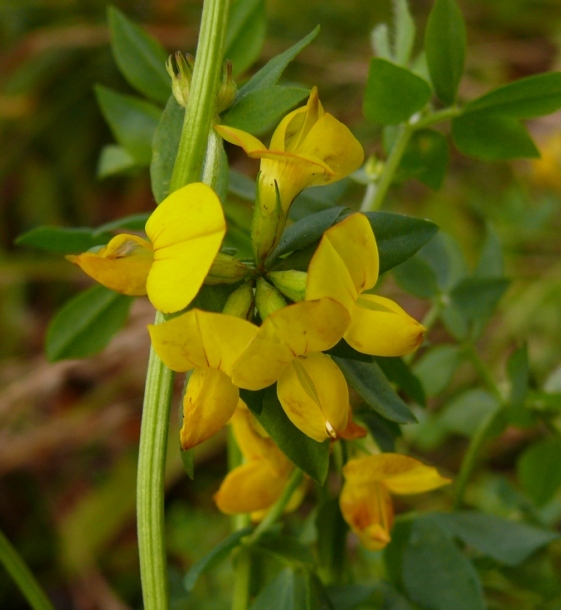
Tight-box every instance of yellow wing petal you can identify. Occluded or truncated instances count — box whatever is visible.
[145,182,225,313]
[214,125,267,157]
[344,295,425,356]
[277,353,349,442]
[180,368,239,450]
[67,234,153,296]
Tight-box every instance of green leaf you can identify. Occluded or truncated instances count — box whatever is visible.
[464,72,561,119]
[224,0,266,77]
[438,389,500,437]
[413,232,467,292]
[413,345,464,397]
[393,0,416,66]
[424,0,466,105]
[95,85,161,166]
[97,144,137,178]
[451,112,540,161]
[239,27,320,95]
[517,438,561,506]
[334,358,416,424]
[358,410,401,452]
[183,526,252,591]
[375,356,426,406]
[364,58,432,125]
[46,286,133,361]
[108,6,169,104]
[365,211,439,274]
[150,96,184,203]
[255,533,315,567]
[289,180,349,221]
[506,345,533,426]
[449,276,510,323]
[315,499,348,584]
[228,169,256,200]
[16,226,111,254]
[392,253,440,299]
[252,388,330,484]
[221,85,310,135]
[474,224,504,278]
[433,512,560,566]
[371,23,392,61]
[95,213,149,234]
[399,128,449,189]
[180,448,194,480]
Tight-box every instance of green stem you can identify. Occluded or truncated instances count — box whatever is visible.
[170,0,230,190]
[413,106,462,130]
[231,548,252,610]
[0,529,55,610]
[137,311,175,610]
[465,344,503,404]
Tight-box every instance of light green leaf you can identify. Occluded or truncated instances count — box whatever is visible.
[364,58,432,125]
[438,389,500,437]
[97,144,137,178]
[413,345,464,397]
[224,0,266,77]
[518,438,561,506]
[108,6,169,104]
[393,0,416,66]
[424,0,466,105]
[371,23,392,60]
[46,286,133,361]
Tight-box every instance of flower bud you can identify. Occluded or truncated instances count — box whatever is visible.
[255,278,286,320]
[166,52,194,108]
[217,59,237,113]
[251,174,285,265]
[268,270,307,302]
[222,283,254,320]
[205,253,251,285]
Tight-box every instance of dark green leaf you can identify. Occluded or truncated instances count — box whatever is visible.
[433,511,560,566]
[150,96,184,203]
[424,0,466,105]
[108,6,169,104]
[392,255,440,299]
[474,224,504,278]
[365,211,439,274]
[95,213,149,234]
[325,585,376,610]
[16,226,111,254]
[355,409,401,452]
[375,356,426,406]
[517,438,561,506]
[180,448,194,480]
[506,345,533,426]
[224,0,266,77]
[413,345,464,397]
[239,27,320,95]
[252,388,330,484]
[289,180,349,221]
[412,232,467,292]
[399,128,449,189]
[222,85,310,135]
[451,112,540,161]
[464,72,561,119]
[364,58,432,125]
[46,286,133,361]
[334,358,416,424]
[325,340,373,362]
[97,144,137,178]
[228,169,256,200]
[315,498,348,584]
[95,85,161,166]
[184,526,252,591]
[450,276,510,323]
[255,533,315,567]
[402,517,486,610]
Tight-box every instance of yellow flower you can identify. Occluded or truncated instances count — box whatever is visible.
[215,87,364,259]
[214,403,305,519]
[340,453,451,550]
[306,213,425,356]
[67,182,226,314]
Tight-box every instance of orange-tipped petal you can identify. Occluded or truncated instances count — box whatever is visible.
[67,234,153,296]
[180,368,240,450]
[145,182,225,313]
[277,352,349,442]
[344,295,425,357]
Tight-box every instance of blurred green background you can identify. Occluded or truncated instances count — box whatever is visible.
[2,0,561,608]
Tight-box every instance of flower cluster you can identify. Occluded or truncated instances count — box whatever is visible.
[67,89,447,548]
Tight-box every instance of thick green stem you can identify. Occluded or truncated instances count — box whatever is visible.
[0,529,55,610]
[231,548,252,610]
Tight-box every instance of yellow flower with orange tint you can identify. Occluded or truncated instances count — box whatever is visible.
[214,403,305,519]
[340,454,451,550]
[67,182,225,314]
[306,213,425,356]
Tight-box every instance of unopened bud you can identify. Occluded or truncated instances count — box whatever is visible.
[166,52,194,108]
[268,270,307,302]
[255,278,286,320]
[252,174,285,265]
[217,60,237,113]
[205,253,252,285]
[222,283,254,320]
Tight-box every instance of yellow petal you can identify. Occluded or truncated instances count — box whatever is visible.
[67,234,152,296]
[339,478,394,551]
[148,309,259,373]
[345,295,425,356]
[145,182,225,313]
[231,298,350,391]
[214,124,267,157]
[277,352,349,442]
[214,460,289,515]
[180,368,239,450]
[342,454,451,495]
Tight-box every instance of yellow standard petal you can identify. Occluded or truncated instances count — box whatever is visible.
[344,295,425,357]
[180,368,239,450]
[145,182,226,313]
[277,352,349,442]
[231,298,350,391]
[342,454,451,495]
[67,234,153,296]
[148,309,259,373]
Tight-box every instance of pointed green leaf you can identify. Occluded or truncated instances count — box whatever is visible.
[16,226,111,254]
[46,286,133,361]
[97,144,137,178]
[364,58,432,125]
[518,438,561,506]
[375,356,426,406]
[424,0,466,105]
[371,23,392,61]
[450,276,510,323]
[393,0,416,66]
[225,0,266,77]
[334,358,416,424]
[108,6,169,104]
